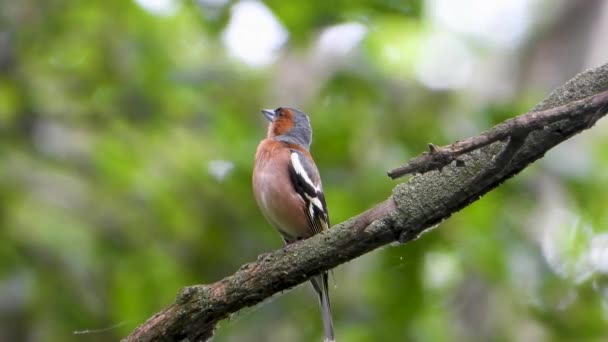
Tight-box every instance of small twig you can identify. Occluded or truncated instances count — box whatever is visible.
[469,133,528,186]
[73,321,131,335]
[387,90,608,179]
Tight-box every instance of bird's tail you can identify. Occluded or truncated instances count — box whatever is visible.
[311,273,335,342]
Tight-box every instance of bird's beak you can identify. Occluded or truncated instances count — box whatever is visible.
[261,109,276,122]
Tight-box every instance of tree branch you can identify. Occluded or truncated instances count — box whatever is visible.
[387,89,608,179]
[124,63,608,341]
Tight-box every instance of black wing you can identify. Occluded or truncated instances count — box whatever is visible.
[287,149,330,236]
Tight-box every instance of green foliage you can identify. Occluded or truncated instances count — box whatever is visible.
[1,1,607,341]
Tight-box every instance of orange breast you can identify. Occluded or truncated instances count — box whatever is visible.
[253,139,311,240]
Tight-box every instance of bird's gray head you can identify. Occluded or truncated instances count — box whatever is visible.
[261,107,312,149]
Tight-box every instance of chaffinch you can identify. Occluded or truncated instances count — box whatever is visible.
[253,107,334,342]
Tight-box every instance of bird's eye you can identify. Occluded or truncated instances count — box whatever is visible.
[276,108,284,117]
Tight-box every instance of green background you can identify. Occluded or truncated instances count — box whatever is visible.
[1,1,608,341]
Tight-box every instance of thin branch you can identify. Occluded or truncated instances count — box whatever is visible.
[387,90,608,179]
[124,63,608,342]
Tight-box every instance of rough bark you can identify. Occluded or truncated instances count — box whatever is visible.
[124,63,608,342]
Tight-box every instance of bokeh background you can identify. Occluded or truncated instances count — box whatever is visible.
[1,0,608,341]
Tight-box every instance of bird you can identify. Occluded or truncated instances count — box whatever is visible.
[252,107,335,342]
